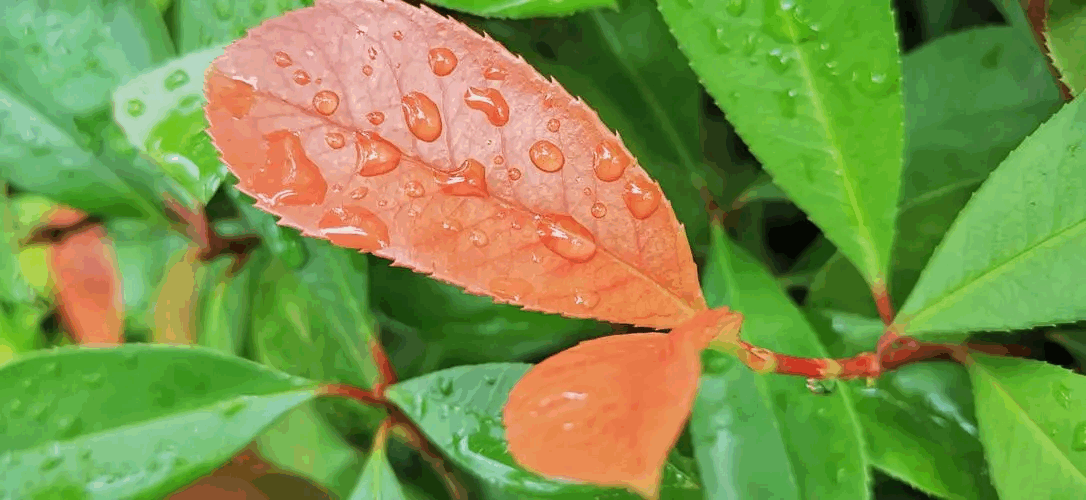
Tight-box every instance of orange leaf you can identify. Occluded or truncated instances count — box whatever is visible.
[152,245,203,345]
[204,0,706,329]
[46,209,124,345]
[502,307,743,499]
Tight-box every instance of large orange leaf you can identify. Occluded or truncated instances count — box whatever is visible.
[46,208,125,345]
[502,307,743,499]
[204,0,706,328]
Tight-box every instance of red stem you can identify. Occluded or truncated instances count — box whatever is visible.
[871,283,895,326]
[318,383,387,407]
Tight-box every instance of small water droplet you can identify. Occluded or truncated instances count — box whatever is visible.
[362,65,374,76]
[331,183,343,193]
[222,399,247,418]
[126,99,145,117]
[778,88,798,118]
[325,132,345,149]
[435,159,488,197]
[489,277,534,301]
[428,48,458,76]
[546,118,560,132]
[402,91,443,142]
[292,69,311,85]
[404,180,425,198]
[483,65,507,80]
[355,130,402,176]
[529,140,564,173]
[853,66,898,98]
[1054,382,1071,409]
[147,458,161,474]
[364,111,385,125]
[313,90,340,115]
[981,44,1003,69]
[536,214,597,262]
[582,187,592,197]
[562,422,574,431]
[712,26,732,53]
[1072,421,1086,451]
[741,33,757,56]
[806,378,836,395]
[590,202,607,218]
[573,289,600,309]
[392,30,404,41]
[350,187,368,200]
[213,0,232,19]
[507,167,522,181]
[273,51,292,67]
[767,47,792,73]
[594,140,629,181]
[40,454,63,472]
[57,415,80,438]
[469,229,490,247]
[484,375,498,385]
[318,205,390,251]
[42,362,59,376]
[368,47,378,60]
[623,176,662,219]
[377,199,388,207]
[726,0,747,15]
[437,377,454,396]
[464,87,510,126]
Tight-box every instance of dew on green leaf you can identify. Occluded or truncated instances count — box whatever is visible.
[777,89,798,118]
[82,371,104,388]
[125,99,146,117]
[711,25,731,53]
[222,398,249,418]
[41,361,59,376]
[436,377,454,397]
[213,0,233,19]
[57,415,81,438]
[741,33,757,56]
[726,0,747,16]
[980,44,1003,69]
[1054,382,1071,409]
[1072,422,1086,452]
[250,0,267,15]
[853,66,897,98]
[165,70,190,91]
[766,47,792,73]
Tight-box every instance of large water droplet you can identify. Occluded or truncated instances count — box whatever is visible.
[292,69,311,85]
[469,229,489,247]
[354,130,402,176]
[318,205,390,251]
[313,90,340,116]
[252,130,328,206]
[207,74,255,118]
[489,277,535,301]
[367,111,385,125]
[529,140,564,173]
[464,87,510,127]
[594,140,629,181]
[435,159,488,197]
[1072,421,1086,451]
[590,202,607,219]
[404,180,425,198]
[274,51,293,67]
[483,65,507,80]
[126,99,145,117]
[428,47,458,76]
[622,176,661,219]
[1054,382,1071,409]
[325,132,345,149]
[546,119,561,132]
[536,215,597,263]
[402,91,442,142]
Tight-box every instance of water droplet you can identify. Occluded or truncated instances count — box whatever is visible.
[1055,383,1072,409]
[741,33,757,56]
[1072,422,1086,451]
[778,88,798,118]
[981,44,1003,69]
[546,118,560,132]
[427,47,458,76]
[573,289,600,308]
[582,187,592,197]
[377,199,388,207]
[147,458,161,474]
[362,65,373,76]
[222,399,247,418]
[355,130,402,176]
[402,91,443,142]
[125,99,145,117]
[437,378,454,396]
[763,0,818,44]
[726,0,747,15]
[331,183,343,193]
[207,74,255,118]
[507,167,522,181]
[806,378,836,395]
[484,375,498,385]
[469,229,490,247]
[622,176,661,219]
[536,214,597,263]
[350,187,368,200]
[42,362,59,376]
[273,51,292,67]
[435,159,488,197]
[529,140,564,173]
[57,415,80,438]
[404,180,425,198]
[82,372,103,387]
[325,132,345,149]
[313,90,340,115]
[368,47,378,60]
[213,0,232,19]
[358,112,383,127]
[483,65,507,80]
[464,87,510,127]
[318,205,390,251]
[441,219,463,232]
[392,30,404,41]
[252,130,328,206]
[292,69,311,85]
[489,277,534,301]
[40,454,63,472]
[590,202,607,218]
[853,67,898,98]
[594,140,629,181]
[489,156,504,167]
[767,48,792,73]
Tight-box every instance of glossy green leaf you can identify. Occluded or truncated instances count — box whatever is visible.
[806,310,997,500]
[1047,0,1086,95]
[258,403,364,498]
[195,254,259,356]
[347,449,408,500]
[0,344,318,499]
[427,0,615,18]
[476,0,715,247]
[385,363,700,499]
[809,26,1063,318]
[969,355,1086,499]
[697,223,870,500]
[898,96,1086,336]
[659,0,904,287]
[175,0,313,53]
[105,218,192,334]
[113,46,227,204]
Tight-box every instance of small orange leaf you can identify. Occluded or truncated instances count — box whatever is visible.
[204,0,707,329]
[502,307,743,498]
[46,209,124,345]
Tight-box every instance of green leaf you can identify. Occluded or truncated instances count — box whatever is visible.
[968,355,1086,499]
[898,96,1086,336]
[385,363,700,499]
[195,254,259,357]
[1047,0,1086,95]
[424,0,615,18]
[476,0,714,248]
[174,0,313,53]
[1049,330,1086,365]
[659,0,904,286]
[105,218,192,334]
[806,310,997,500]
[113,46,228,205]
[809,26,1064,318]
[347,449,408,500]
[697,223,870,500]
[0,344,318,499]
[258,403,364,498]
